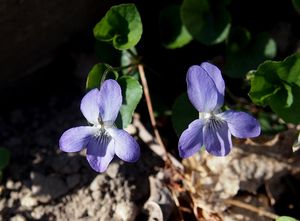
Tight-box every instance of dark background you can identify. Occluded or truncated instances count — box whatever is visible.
[0,0,298,115]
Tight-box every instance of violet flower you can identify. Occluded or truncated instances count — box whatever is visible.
[178,62,260,158]
[59,79,140,172]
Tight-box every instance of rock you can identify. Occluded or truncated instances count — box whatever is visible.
[6,180,22,191]
[6,179,14,189]
[14,181,22,190]
[144,176,175,221]
[106,162,120,179]
[10,191,19,200]
[114,201,138,221]
[73,205,87,219]
[10,215,26,221]
[20,193,38,207]
[31,172,68,203]
[89,175,107,192]
[87,203,99,217]
[7,198,15,208]
[97,201,114,221]
[31,206,45,219]
[144,201,163,221]
[0,199,6,212]
[91,191,102,201]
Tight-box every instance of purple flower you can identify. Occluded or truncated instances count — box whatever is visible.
[178,62,260,158]
[59,79,140,172]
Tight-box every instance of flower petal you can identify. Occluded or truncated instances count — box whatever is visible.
[178,119,205,158]
[187,65,223,112]
[86,136,115,173]
[98,79,122,123]
[108,128,140,162]
[80,88,100,125]
[200,62,225,97]
[59,126,97,152]
[203,120,232,156]
[219,110,261,138]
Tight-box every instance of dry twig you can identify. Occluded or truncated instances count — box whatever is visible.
[138,64,171,163]
[225,199,279,220]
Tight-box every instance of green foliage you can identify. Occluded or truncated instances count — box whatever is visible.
[117,76,143,128]
[276,216,299,221]
[86,63,142,129]
[181,0,231,45]
[258,112,286,134]
[225,28,276,78]
[292,0,300,13]
[249,53,300,124]
[86,63,118,90]
[121,48,139,79]
[172,93,198,136]
[0,147,10,181]
[93,3,143,50]
[159,5,192,49]
[95,40,121,66]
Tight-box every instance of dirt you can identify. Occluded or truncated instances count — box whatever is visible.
[0,93,165,221]
[0,54,300,221]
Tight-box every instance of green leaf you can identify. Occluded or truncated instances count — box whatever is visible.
[268,86,300,124]
[264,36,277,58]
[93,3,143,50]
[181,0,231,45]
[117,76,143,128]
[0,148,10,170]
[276,216,299,221]
[258,112,286,134]
[276,53,300,87]
[86,63,106,90]
[86,63,118,90]
[121,48,139,79]
[95,40,121,66]
[292,0,300,13]
[172,93,198,136]
[225,28,277,78]
[249,61,281,105]
[159,5,192,49]
[249,53,300,124]
[283,83,293,108]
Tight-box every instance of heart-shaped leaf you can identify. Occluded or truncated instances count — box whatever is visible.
[249,53,300,124]
[93,3,143,50]
[225,28,276,78]
[116,76,143,128]
[159,5,192,49]
[86,63,119,90]
[276,216,299,221]
[181,0,231,45]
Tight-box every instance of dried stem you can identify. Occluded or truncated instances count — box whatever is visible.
[137,64,170,163]
[225,199,279,220]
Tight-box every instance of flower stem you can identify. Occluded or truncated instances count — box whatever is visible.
[137,64,170,162]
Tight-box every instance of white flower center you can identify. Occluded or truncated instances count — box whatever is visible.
[199,110,225,130]
[199,112,211,120]
[93,117,114,143]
